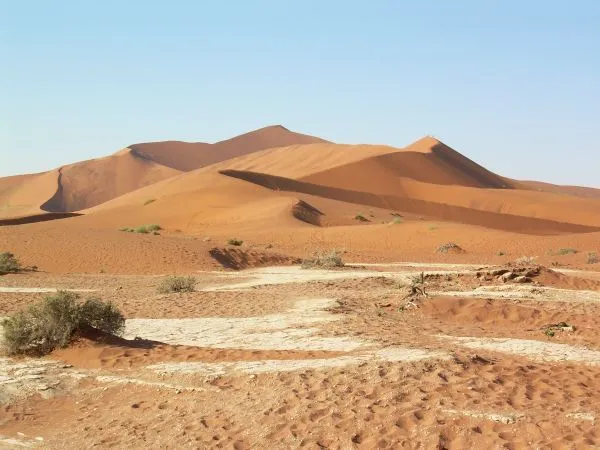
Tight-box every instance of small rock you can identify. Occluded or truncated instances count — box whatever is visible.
[514,276,532,283]
[490,269,509,276]
[501,272,515,282]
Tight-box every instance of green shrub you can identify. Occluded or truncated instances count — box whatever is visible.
[78,298,125,335]
[301,250,345,269]
[0,252,21,275]
[158,276,196,294]
[1,291,125,356]
[390,217,403,225]
[227,238,244,246]
[120,224,161,234]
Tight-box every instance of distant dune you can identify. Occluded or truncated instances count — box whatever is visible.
[3,126,600,240]
[0,125,325,218]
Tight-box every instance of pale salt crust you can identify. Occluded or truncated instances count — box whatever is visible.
[433,285,600,303]
[438,335,600,365]
[124,298,366,351]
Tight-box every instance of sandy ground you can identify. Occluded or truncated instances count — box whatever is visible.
[0,262,599,448]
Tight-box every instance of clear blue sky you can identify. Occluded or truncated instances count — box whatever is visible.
[2,1,599,186]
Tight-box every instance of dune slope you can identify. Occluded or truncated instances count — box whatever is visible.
[129,125,327,171]
[0,125,327,217]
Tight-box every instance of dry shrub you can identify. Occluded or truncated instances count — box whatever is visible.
[1,291,124,356]
[436,242,465,254]
[158,276,196,294]
[0,252,21,275]
[515,256,537,265]
[301,250,345,269]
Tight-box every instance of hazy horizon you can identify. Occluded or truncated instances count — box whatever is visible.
[2,1,599,186]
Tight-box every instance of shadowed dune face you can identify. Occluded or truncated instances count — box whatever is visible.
[218,170,600,234]
[41,151,181,213]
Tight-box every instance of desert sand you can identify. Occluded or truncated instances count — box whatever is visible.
[1,127,600,448]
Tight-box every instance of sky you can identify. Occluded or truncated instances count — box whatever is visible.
[2,1,599,186]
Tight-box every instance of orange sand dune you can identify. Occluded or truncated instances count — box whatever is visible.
[0,170,61,219]
[0,125,326,217]
[129,125,327,171]
[43,150,182,212]
[219,170,600,234]
[202,137,600,231]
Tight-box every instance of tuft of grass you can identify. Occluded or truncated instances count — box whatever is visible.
[497,251,506,256]
[544,328,555,338]
[587,252,599,264]
[1,291,124,356]
[120,224,161,234]
[135,224,162,234]
[557,248,578,255]
[143,198,156,206]
[390,217,403,225]
[301,250,345,269]
[354,214,369,222]
[157,276,196,294]
[0,252,21,275]
[227,238,244,246]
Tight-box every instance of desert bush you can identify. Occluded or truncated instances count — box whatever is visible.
[354,214,369,222]
[390,217,403,225]
[120,224,161,234]
[436,242,464,253]
[134,224,161,234]
[515,256,537,265]
[78,297,125,335]
[227,238,244,246]
[587,252,599,264]
[0,252,21,275]
[557,248,578,255]
[158,276,196,294]
[143,198,156,206]
[301,250,345,269]
[1,291,124,356]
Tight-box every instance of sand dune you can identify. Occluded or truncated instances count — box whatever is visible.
[0,170,60,219]
[0,125,326,218]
